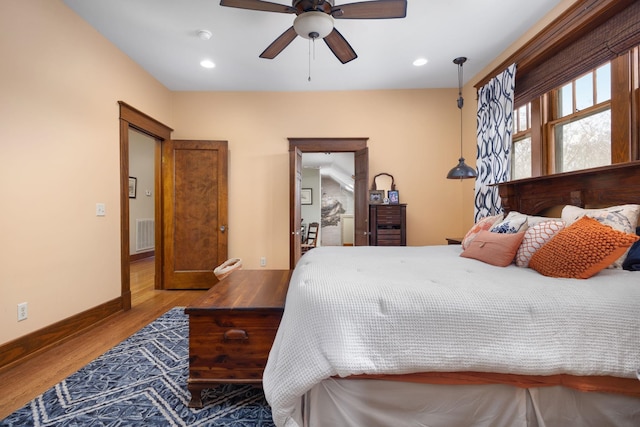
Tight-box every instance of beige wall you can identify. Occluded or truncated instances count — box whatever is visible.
[0,0,576,344]
[170,89,474,269]
[0,0,172,343]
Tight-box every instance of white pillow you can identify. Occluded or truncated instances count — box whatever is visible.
[515,220,565,267]
[490,211,529,234]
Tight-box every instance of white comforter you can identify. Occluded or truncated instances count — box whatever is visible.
[263,246,640,427]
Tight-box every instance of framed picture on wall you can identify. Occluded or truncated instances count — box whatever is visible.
[128,177,137,199]
[369,190,384,204]
[301,188,312,205]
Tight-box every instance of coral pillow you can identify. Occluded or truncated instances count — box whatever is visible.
[515,220,565,267]
[461,214,503,250]
[529,216,640,279]
[461,230,525,267]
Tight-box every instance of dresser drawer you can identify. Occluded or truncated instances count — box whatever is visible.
[375,206,402,223]
[377,229,402,245]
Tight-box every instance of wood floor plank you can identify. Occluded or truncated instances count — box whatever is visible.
[0,258,207,419]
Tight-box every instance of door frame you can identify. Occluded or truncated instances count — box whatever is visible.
[288,137,368,269]
[119,102,172,309]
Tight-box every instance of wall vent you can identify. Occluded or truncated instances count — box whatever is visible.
[136,218,154,252]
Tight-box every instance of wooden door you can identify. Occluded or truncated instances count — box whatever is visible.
[289,147,303,268]
[161,139,228,289]
[354,147,369,246]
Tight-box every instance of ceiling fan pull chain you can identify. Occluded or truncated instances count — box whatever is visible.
[308,37,313,82]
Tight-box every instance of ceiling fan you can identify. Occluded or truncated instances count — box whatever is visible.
[219,0,407,64]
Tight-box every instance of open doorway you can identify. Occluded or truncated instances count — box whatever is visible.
[128,128,157,303]
[289,138,369,269]
[119,102,172,310]
[302,152,355,247]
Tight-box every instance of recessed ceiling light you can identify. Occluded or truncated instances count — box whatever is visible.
[413,58,428,66]
[200,59,215,69]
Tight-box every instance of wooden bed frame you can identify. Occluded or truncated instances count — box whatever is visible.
[497,161,640,215]
[358,161,640,399]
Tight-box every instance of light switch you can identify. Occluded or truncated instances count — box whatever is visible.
[96,203,106,216]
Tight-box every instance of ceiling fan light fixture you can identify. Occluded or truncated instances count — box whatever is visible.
[294,11,334,39]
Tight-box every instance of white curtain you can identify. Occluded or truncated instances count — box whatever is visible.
[474,64,517,221]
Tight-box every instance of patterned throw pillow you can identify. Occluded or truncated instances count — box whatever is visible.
[490,211,529,234]
[461,214,503,250]
[515,220,565,267]
[460,230,525,267]
[529,216,640,279]
[561,204,640,268]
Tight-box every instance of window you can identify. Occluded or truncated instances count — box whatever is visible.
[551,64,612,173]
[511,104,532,180]
[511,49,639,177]
[481,1,640,179]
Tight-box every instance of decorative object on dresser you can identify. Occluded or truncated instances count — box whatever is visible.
[369,190,384,204]
[388,189,400,204]
[369,204,407,246]
[184,269,291,408]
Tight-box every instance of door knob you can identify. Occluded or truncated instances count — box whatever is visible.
[220,225,226,232]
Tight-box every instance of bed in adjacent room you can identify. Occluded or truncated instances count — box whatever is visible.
[263,161,640,427]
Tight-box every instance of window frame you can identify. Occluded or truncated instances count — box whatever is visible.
[516,51,637,178]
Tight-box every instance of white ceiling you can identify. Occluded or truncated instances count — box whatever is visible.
[62,0,562,92]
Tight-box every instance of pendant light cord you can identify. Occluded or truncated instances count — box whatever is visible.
[457,60,464,158]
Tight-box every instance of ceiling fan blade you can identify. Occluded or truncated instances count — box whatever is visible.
[219,0,296,14]
[332,0,407,19]
[260,26,298,59]
[324,28,357,64]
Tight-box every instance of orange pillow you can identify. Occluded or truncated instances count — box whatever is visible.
[460,230,525,267]
[529,216,640,279]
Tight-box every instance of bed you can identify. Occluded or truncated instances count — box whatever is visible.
[263,162,640,427]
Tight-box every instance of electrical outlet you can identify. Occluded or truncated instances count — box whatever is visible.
[260,257,267,267]
[17,302,28,321]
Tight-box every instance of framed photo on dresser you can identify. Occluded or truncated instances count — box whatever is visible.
[369,190,384,204]
[388,190,399,204]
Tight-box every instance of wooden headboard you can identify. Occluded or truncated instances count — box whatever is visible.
[496,161,640,216]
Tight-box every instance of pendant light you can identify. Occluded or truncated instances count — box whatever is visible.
[446,57,477,180]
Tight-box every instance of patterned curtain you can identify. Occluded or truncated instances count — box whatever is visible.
[474,64,517,221]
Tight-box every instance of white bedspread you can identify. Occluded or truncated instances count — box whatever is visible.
[263,246,640,427]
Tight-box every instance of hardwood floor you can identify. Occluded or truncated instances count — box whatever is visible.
[0,257,207,419]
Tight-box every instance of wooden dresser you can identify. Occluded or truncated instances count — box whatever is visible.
[369,204,407,246]
[184,269,291,408]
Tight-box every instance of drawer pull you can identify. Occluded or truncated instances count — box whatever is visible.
[224,329,249,341]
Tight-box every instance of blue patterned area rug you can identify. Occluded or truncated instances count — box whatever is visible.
[1,308,274,426]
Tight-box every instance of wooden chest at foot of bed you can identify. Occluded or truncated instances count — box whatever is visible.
[184,269,291,408]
